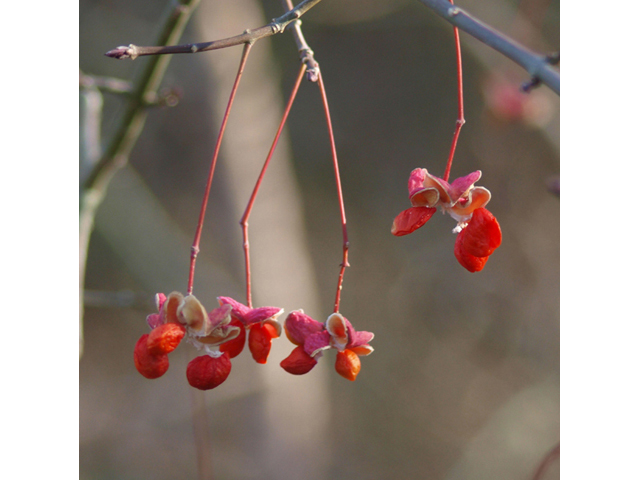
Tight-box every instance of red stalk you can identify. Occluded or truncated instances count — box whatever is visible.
[442,0,465,183]
[187,42,253,295]
[317,71,350,313]
[239,64,306,308]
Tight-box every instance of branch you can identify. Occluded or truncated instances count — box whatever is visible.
[281,0,320,81]
[83,0,201,192]
[417,0,559,94]
[104,0,324,60]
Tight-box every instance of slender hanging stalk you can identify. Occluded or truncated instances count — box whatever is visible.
[240,64,306,308]
[316,71,350,313]
[442,0,465,183]
[187,42,253,295]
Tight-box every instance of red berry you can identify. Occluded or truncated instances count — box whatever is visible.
[248,323,278,364]
[461,208,502,257]
[335,349,361,381]
[280,345,317,375]
[219,318,246,358]
[391,207,437,236]
[454,228,489,272]
[186,353,232,390]
[147,323,186,355]
[134,334,169,379]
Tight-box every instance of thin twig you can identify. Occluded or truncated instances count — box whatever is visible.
[441,0,465,183]
[316,72,350,313]
[417,0,559,94]
[187,43,253,296]
[105,0,324,60]
[281,0,320,81]
[240,64,306,308]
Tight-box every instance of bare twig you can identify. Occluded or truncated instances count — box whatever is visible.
[281,0,320,81]
[417,0,559,94]
[105,0,324,60]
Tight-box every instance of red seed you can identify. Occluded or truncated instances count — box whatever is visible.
[186,353,232,390]
[134,334,169,379]
[147,323,186,355]
[391,207,437,236]
[335,349,361,381]
[461,207,502,257]
[280,345,317,375]
[248,323,278,364]
[454,228,489,272]
[219,318,246,359]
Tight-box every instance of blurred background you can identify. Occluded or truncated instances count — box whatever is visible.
[79,0,559,478]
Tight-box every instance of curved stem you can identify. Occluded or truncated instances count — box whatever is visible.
[187,42,253,295]
[317,72,349,313]
[240,64,306,308]
[442,0,465,183]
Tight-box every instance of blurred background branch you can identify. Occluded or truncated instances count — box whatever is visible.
[80,0,201,358]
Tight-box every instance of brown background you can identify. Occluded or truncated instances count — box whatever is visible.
[80,0,559,478]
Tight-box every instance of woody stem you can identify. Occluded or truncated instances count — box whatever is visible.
[442,0,465,183]
[187,42,253,295]
[316,71,350,313]
[240,64,306,308]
